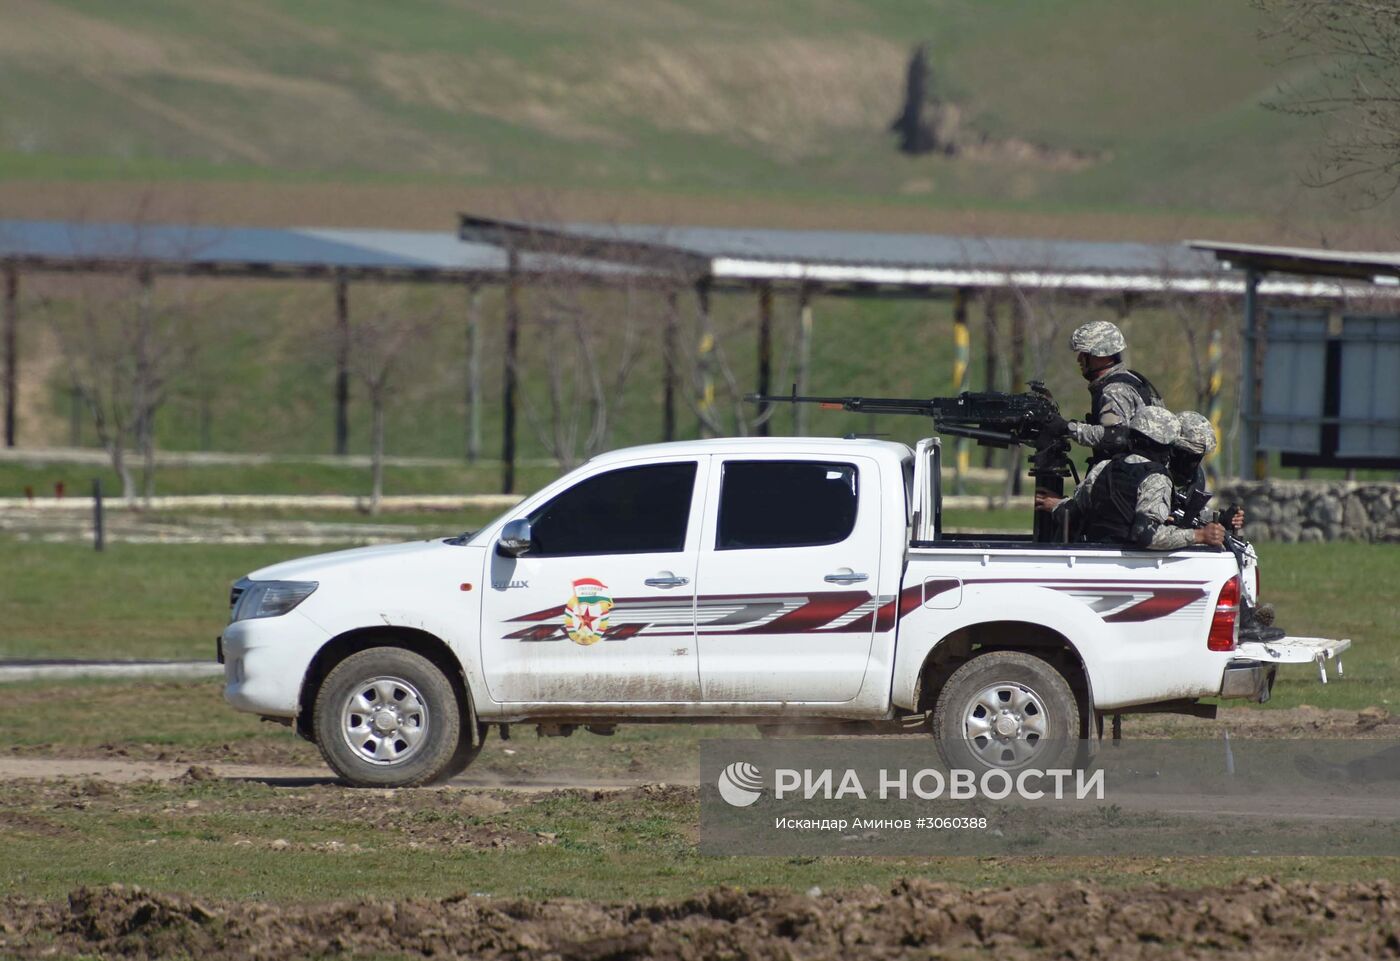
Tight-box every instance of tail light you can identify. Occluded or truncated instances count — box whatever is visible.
[1208,577,1240,652]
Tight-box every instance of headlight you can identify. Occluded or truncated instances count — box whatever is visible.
[230,579,318,622]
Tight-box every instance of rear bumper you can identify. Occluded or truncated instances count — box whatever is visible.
[1219,659,1277,702]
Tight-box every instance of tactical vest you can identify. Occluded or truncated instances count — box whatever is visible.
[1083,458,1167,545]
[1085,369,1163,425]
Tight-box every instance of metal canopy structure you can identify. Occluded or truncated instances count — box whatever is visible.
[460,214,1365,299]
[3,218,1388,493]
[1190,240,1400,478]
[1188,240,1400,284]
[0,220,645,489]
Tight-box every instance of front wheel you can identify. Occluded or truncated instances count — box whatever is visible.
[931,650,1080,772]
[313,647,469,787]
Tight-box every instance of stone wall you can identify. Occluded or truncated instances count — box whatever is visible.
[1215,480,1400,543]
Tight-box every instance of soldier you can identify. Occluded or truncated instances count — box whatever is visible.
[1044,320,1163,464]
[1034,407,1226,549]
[1168,411,1244,532]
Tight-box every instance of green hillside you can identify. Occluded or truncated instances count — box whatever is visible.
[0,0,1369,220]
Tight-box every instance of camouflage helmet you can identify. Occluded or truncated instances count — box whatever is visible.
[1129,405,1179,446]
[1069,320,1126,357]
[1175,411,1217,456]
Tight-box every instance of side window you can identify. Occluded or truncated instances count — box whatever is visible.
[528,462,697,556]
[717,461,858,550]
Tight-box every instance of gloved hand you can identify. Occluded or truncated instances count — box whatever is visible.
[1042,412,1070,437]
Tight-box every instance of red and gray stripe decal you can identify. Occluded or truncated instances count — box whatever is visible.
[505,579,1205,641]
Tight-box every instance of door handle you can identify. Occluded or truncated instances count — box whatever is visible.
[644,574,690,589]
[824,570,869,585]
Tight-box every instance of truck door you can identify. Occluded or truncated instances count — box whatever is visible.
[693,456,883,702]
[479,457,706,703]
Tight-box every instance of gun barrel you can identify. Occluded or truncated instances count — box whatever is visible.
[745,393,941,416]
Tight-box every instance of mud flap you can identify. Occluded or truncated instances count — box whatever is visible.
[1236,636,1351,684]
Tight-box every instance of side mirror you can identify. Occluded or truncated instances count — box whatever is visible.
[497,518,533,557]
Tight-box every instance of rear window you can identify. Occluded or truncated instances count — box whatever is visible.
[716,460,858,550]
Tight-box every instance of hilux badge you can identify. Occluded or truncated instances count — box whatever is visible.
[564,577,613,646]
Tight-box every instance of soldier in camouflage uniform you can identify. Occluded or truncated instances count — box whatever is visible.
[1045,320,1164,464]
[1034,407,1226,549]
[1167,411,1244,532]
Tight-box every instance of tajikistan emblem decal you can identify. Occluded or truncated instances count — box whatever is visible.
[564,577,613,646]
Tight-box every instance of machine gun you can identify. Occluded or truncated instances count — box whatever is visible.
[747,381,1076,542]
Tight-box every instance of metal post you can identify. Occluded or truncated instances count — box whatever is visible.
[333,277,350,456]
[982,295,999,468]
[662,290,678,442]
[92,477,105,552]
[795,287,813,436]
[952,288,971,494]
[465,284,482,462]
[695,280,715,438]
[502,250,521,494]
[3,264,17,448]
[1239,269,1260,480]
[1009,298,1027,496]
[1206,327,1223,485]
[756,284,773,436]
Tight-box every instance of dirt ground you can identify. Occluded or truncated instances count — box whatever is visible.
[2,706,1396,959]
[0,875,1393,960]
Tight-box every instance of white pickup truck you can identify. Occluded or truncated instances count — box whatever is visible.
[219,436,1349,787]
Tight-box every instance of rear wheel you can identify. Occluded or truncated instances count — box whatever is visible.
[932,650,1079,772]
[314,647,470,787]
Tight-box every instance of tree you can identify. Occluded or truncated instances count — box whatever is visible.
[1256,0,1400,203]
[515,276,646,470]
[342,288,435,515]
[45,271,195,501]
[890,42,959,157]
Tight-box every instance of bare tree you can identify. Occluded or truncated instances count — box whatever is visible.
[342,289,436,514]
[670,288,801,438]
[1162,291,1230,412]
[515,276,647,469]
[45,272,195,501]
[1255,0,1400,203]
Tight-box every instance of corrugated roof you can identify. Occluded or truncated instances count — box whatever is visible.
[458,215,1371,298]
[536,222,1223,275]
[1189,240,1400,282]
[0,220,640,280]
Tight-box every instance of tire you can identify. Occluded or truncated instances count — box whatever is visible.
[314,647,467,788]
[931,650,1080,772]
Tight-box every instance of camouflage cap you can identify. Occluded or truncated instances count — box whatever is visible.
[1068,320,1126,357]
[1175,411,1217,455]
[1129,405,1179,446]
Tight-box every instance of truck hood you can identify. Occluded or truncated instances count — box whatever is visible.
[246,538,463,582]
